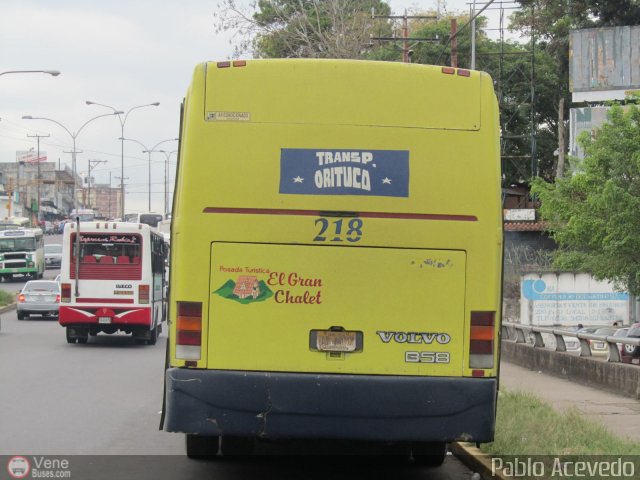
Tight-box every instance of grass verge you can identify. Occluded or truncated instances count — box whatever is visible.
[0,289,14,307]
[481,389,640,455]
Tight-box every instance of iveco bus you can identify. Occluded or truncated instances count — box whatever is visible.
[59,222,166,345]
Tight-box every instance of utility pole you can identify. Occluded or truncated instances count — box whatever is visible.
[6,178,14,217]
[27,133,50,224]
[471,1,477,69]
[450,18,458,67]
[556,97,566,178]
[115,176,129,219]
[108,171,112,219]
[371,9,438,63]
[87,159,106,210]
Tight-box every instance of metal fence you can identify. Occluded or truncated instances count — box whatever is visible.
[501,322,640,363]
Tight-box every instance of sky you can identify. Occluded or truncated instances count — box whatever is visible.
[0,0,511,215]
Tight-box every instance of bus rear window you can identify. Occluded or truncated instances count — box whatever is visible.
[72,233,141,263]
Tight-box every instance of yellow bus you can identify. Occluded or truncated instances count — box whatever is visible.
[163,59,502,463]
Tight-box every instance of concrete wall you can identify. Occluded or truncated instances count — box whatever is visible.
[521,272,630,327]
[501,341,640,399]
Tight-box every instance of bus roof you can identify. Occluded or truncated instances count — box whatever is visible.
[65,222,156,234]
[0,228,41,237]
[201,59,488,131]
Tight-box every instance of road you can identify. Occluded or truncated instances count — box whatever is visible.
[0,233,477,479]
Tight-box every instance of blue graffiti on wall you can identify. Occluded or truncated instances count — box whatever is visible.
[522,279,629,301]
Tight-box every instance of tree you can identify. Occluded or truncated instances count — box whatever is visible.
[511,1,640,182]
[379,11,560,184]
[531,103,640,295]
[216,0,391,58]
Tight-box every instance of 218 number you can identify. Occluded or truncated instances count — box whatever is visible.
[313,218,363,243]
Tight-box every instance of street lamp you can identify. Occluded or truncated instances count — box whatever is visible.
[1,70,60,77]
[158,150,178,216]
[22,111,122,211]
[119,137,178,212]
[86,101,160,219]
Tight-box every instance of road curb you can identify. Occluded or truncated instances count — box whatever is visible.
[450,442,508,480]
[0,303,16,332]
[0,303,17,314]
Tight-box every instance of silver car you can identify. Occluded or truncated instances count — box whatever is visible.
[17,280,60,320]
[44,244,63,269]
[590,327,619,356]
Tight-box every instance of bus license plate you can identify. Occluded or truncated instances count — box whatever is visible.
[98,317,111,324]
[316,331,356,352]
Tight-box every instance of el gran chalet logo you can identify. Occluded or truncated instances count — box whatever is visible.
[214,267,323,305]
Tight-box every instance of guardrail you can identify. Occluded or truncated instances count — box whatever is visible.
[502,322,640,363]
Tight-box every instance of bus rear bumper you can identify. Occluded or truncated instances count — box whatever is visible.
[164,368,497,443]
[59,305,151,326]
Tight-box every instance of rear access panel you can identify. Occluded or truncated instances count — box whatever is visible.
[208,242,466,376]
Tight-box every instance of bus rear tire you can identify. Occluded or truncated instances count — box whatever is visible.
[411,442,447,467]
[66,329,77,344]
[186,434,219,459]
[147,326,158,345]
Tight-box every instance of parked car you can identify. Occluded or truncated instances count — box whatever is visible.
[524,326,581,353]
[575,326,601,355]
[621,323,640,365]
[589,327,619,356]
[44,244,63,269]
[17,280,61,320]
[561,326,582,353]
[613,327,631,355]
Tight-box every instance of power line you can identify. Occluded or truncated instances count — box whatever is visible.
[370,9,439,63]
[435,0,497,65]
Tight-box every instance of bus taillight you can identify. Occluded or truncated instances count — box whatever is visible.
[469,311,495,369]
[61,283,71,303]
[176,302,202,361]
[139,284,150,304]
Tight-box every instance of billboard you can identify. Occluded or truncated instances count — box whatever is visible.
[569,26,640,102]
[16,150,47,163]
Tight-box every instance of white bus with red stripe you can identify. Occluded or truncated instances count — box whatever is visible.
[59,221,167,345]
